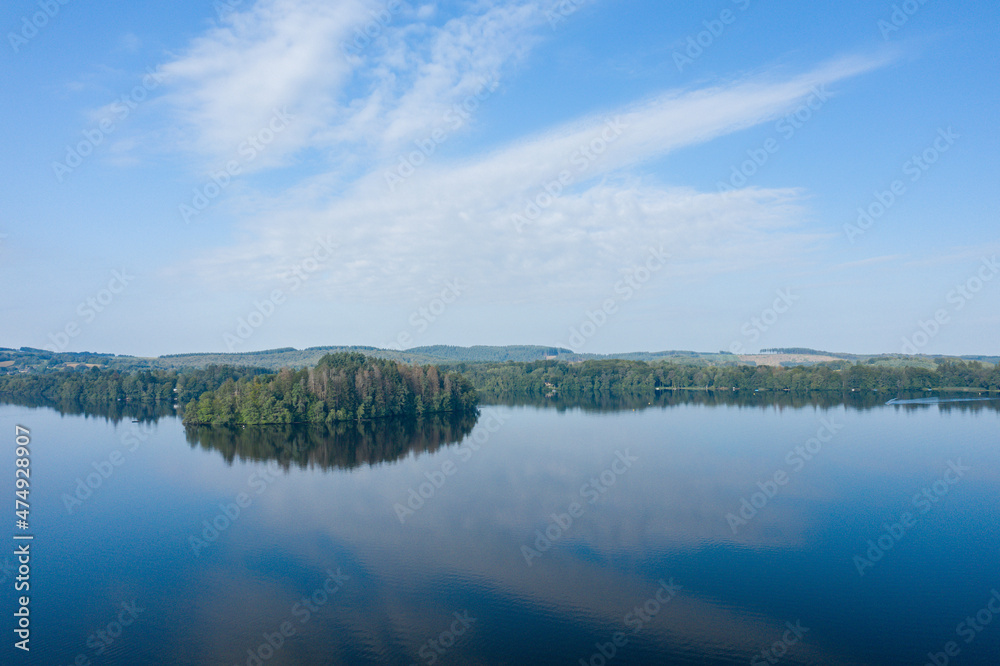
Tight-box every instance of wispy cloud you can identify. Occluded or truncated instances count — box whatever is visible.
[154,0,549,172]
[167,51,890,303]
[323,1,543,157]
[156,0,371,167]
[834,254,907,270]
[142,0,896,305]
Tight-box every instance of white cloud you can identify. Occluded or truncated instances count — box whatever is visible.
[157,0,372,167]
[315,1,544,164]
[149,0,894,307]
[174,54,889,304]
[155,0,548,172]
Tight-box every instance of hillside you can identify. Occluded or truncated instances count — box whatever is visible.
[1,345,997,374]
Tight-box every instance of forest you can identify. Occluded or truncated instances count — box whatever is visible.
[452,357,1000,399]
[0,364,271,409]
[183,352,479,425]
[1,353,997,424]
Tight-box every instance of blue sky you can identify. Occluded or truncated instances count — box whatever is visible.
[1,0,997,357]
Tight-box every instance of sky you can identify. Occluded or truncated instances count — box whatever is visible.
[1,0,998,357]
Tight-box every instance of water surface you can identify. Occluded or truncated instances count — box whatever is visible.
[2,395,998,665]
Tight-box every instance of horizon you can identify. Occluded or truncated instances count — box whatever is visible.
[3,1,998,357]
[8,342,999,362]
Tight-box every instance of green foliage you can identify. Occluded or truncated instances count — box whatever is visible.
[0,365,273,417]
[4,351,998,425]
[454,358,1000,398]
[182,352,479,425]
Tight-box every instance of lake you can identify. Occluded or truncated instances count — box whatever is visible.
[3,394,999,665]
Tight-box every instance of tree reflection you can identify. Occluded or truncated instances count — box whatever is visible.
[184,411,479,470]
[0,394,174,423]
[481,389,1000,413]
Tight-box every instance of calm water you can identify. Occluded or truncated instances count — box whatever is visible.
[2,395,999,665]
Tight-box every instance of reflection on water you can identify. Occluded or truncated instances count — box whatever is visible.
[5,396,1000,665]
[3,388,998,426]
[170,390,1000,473]
[485,388,1000,413]
[0,393,175,422]
[183,411,479,470]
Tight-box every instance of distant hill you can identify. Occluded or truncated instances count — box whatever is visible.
[154,345,578,369]
[0,345,996,374]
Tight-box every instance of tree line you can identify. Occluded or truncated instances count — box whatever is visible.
[452,358,1000,398]
[2,354,997,424]
[0,365,272,409]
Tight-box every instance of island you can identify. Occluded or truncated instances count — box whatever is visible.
[182,352,479,425]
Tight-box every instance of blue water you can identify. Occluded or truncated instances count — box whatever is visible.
[1,398,998,665]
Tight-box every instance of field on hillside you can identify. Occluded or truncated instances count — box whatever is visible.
[738,353,843,367]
